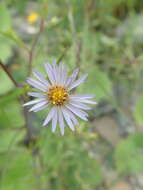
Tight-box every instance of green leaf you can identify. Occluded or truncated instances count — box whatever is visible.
[114,133,143,174]
[0,130,24,152]
[0,35,12,61]
[0,3,11,31]
[0,3,13,61]
[39,131,103,189]
[0,87,29,106]
[0,29,29,51]
[1,151,34,190]
[0,100,25,128]
[78,66,112,101]
[134,95,143,125]
[0,5,28,61]
[0,129,33,190]
[0,69,14,95]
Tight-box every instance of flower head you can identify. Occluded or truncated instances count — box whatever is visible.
[27,12,39,24]
[24,61,97,135]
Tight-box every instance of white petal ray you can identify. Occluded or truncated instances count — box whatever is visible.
[65,68,79,87]
[55,63,60,84]
[52,108,58,133]
[27,92,46,98]
[62,65,68,85]
[68,74,88,91]
[61,107,75,131]
[52,61,59,84]
[29,101,48,112]
[69,101,91,110]
[55,62,60,84]
[74,99,97,104]
[32,70,50,87]
[58,63,67,85]
[23,98,46,106]
[58,62,63,84]
[44,62,56,84]
[58,107,65,135]
[43,107,56,126]
[33,104,48,112]
[27,78,47,92]
[62,107,79,125]
[65,104,88,121]
[67,104,88,116]
[70,114,79,125]
[69,94,95,99]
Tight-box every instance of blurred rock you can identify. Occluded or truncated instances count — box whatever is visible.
[93,116,120,146]
[111,180,131,190]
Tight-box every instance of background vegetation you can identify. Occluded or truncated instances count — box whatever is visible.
[1,0,143,189]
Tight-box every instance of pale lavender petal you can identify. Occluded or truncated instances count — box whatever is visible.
[58,107,65,135]
[29,101,48,112]
[32,70,50,87]
[69,94,95,99]
[63,107,79,126]
[52,61,59,84]
[69,101,91,110]
[55,64,60,84]
[65,68,79,87]
[75,99,97,105]
[62,65,68,85]
[27,78,47,92]
[33,104,48,112]
[52,108,58,133]
[61,107,75,131]
[27,92,46,98]
[71,105,88,116]
[58,62,63,83]
[43,107,56,126]
[68,74,88,91]
[65,104,88,121]
[50,61,61,85]
[58,63,68,85]
[70,114,79,125]
[44,62,56,84]
[23,98,46,106]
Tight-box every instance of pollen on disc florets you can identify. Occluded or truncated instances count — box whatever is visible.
[48,85,69,106]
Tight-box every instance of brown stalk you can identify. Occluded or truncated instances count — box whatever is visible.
[0,61,18,87]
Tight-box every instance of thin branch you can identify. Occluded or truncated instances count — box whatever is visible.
[0,60,18,87]
[67,1,82,71]
[57,46,70,64]
[28,19,45,76]
[75,39,82,69]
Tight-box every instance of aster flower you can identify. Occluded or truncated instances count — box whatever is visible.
[24,61,97,135]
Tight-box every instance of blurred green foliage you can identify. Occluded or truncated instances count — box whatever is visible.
[115,133,143,174]
[1,0,143,189]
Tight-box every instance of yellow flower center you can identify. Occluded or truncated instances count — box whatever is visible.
[48,86,68,106]
[27,12,39,24]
